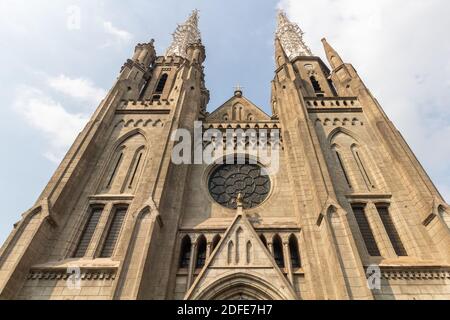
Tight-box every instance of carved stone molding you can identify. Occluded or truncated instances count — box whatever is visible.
[366,266,450,281]
[27,268,117,281]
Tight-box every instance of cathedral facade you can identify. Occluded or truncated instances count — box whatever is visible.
[0,11,449,300]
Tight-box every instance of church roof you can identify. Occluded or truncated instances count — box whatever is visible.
[206,90,272,122]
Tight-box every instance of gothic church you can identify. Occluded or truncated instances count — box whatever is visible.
[0,11,449,300]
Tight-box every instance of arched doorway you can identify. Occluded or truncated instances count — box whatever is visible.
[189,272,294,300]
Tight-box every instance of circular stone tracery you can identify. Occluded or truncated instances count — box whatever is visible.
[208,164,271,209]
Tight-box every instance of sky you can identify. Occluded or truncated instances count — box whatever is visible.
[0,0,449,244]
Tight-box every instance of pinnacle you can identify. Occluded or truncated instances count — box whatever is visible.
[166,10,202,59]
[275,9,313,59]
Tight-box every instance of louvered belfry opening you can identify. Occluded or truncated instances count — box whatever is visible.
[377,206,408,257]
[73,207,103,258]
[100,206,128,258]
[352,205,381,257]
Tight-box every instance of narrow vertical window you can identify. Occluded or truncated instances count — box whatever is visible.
[377,206,407,256]
[289,235,301,269]
[273,235,285,268]
[106,152,123,189]
[179,236,192,268]
[336,151,352,188]
[195,236,207,268]
[310,76,322,93]
[155,74,168,94]
[352,205,381,256]
[73,207,103,258]
[100,207,128,258]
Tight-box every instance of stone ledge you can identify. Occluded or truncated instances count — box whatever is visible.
[365,263,450,280]
[308,108,363,114]
[27,270,116,281]
[116,109,171,115]
[26,259,119,281]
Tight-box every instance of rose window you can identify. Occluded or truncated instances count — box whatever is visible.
[208,164,271,209]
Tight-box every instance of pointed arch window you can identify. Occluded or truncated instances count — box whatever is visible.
[73,207,103,258]
[100,206,128,258]
[289,235,301,269]
[179,236,192,268]
[155,74,168,94]
[105,133,147,194]
[196,236,207,269]
[273,235,285,268]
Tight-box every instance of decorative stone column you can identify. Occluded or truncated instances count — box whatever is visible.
[366,202,397,258]
[267,241,274,255]
[86,202,114,259]
[206,241,213,259]
[283,239,294,284]
[186,239,197,290]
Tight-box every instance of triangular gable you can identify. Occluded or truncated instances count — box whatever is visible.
[184,212,297,300]
[207,95,272,122]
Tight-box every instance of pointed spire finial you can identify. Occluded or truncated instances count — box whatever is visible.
[276,9,313,60]
[166,10,202,59]
[321,38,344,70]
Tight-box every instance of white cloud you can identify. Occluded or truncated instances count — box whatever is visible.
[102,20,133,45]
[279,0,450,202]
[14,86,89,163]
[48,74,107,105]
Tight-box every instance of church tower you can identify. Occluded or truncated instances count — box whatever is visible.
[0,10,449,300]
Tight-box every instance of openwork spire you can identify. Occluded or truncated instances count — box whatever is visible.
[276,10,313,60]
[166,10,202,59]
